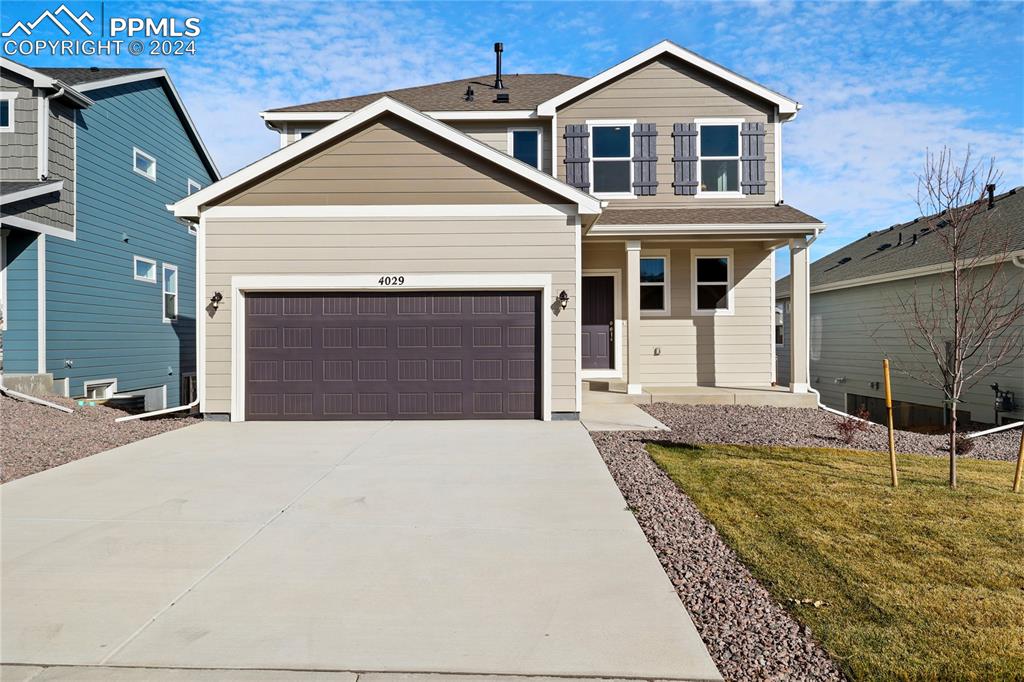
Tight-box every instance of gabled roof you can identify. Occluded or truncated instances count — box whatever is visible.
[173,97,602,219]
[0,58,93,107]
[35,66,156,86]
[536,40,800,117]
[776,187,1024,297]
[262,74,585,118]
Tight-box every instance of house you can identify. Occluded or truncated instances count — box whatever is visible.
[171,40,825,422]
[776,187,1024,428]
[1,59,218,409]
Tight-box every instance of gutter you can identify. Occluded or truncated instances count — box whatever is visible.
[0,380,73,414]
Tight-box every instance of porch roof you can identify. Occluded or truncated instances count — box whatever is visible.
[586,204,824,238]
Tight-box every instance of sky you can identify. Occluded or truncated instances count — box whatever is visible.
[4,0,1023,276]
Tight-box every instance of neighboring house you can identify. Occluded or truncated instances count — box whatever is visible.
[1,60,218,409]
[171,40,825,422]
[776,187,1024,428]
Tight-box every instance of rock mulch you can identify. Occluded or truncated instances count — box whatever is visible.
[1,394,197,483]
[644,403,1021,462]
[593,427,846,682]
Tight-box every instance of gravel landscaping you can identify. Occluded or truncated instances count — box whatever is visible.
[1,395,198,483]
[643,403,1021,462]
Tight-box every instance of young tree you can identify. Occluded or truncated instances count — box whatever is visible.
[885,148,1023,488]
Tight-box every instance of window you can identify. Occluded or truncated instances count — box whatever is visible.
[640,255,669,313]
[133,147,156,181]
[509,128,541,169]
[589,122,634,196]
[83,379,117,400]
[691,250,733,315]
[0,92,15,133]
[697,121,741,195]
[775,304,784,345]
[187,178,202,195]
[133,255,156,283]
[162,264,178,322]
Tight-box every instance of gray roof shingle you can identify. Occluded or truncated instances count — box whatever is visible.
[776,187,1024,297]
[36,66,158,87]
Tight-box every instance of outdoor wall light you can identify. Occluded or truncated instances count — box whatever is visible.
[558,290,570,310]
[210,291,223,309]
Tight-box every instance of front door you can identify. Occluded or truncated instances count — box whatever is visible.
[581,276,614,370]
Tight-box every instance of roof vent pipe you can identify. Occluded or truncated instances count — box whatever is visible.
[986,183,996,209]
[493,42,505,90]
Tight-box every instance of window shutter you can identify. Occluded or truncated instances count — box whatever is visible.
[631,123,658,196]
[671,123,698,195]
[563,124,590,191]
[741,122,767,195]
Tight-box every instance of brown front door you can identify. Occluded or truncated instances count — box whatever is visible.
[244,291,539,420]
[581,276,614,370]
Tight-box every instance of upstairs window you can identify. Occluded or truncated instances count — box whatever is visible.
[0,92,15,133]
[133,147,156,181]
[692,250,733,315]
[697,122,740,195]
[162,264,178,322]
[640,255,669,313]
[509,128,541,169]
[590,123,633,196]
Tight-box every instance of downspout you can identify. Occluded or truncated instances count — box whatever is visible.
[0,382,73,413]
[38,86,64,180]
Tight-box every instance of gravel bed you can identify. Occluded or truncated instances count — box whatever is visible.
[644,403,1021,462]
[592,428,846,682]
[1,394,198,483]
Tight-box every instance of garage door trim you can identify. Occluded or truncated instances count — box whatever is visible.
[229,274,553,422]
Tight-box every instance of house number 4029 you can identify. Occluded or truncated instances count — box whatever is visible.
[378,275,405,286]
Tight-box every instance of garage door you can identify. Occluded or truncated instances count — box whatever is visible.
[244,291,540,420]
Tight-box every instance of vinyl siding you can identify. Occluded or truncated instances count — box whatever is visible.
[2,229,39,372]
[450,120,553,174]
[583,240,774,385]
[45,78,212,406]
[0,70,37,181]
[557,56,777,208]
[203,216,579,415]
[777,266,1024,423]
[222,115,565,207]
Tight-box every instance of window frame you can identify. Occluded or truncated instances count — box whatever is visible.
[162,263,178,323]
[691,248,734,316]
[507,127,543,169]
[133,255,157,283]
[0,92,16,133]
[694,118,744,199]
[187,178,202,195]
[586,119,636,199]
[639,250,671,316]
[133,147,157,181]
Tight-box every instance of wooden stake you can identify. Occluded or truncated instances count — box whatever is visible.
[1013,426,1023,494]
[883,359,898,487]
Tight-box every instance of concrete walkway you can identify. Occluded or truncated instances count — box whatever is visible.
[1,421,719,681]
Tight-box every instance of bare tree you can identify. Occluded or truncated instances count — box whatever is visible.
[885,148,1023,488]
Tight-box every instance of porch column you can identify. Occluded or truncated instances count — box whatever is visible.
[789,238,810,393]
[625,240,642,395]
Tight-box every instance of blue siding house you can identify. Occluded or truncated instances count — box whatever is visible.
[1,60,218,409]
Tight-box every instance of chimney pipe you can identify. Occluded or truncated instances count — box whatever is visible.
[493,42,505,90]
[986,183,996,209]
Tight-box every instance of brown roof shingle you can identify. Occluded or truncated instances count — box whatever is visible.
[598,204,824,226]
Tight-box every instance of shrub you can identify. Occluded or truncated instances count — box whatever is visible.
[836,406,872,445]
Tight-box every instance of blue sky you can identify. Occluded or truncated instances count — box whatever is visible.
[4,0,1023,276]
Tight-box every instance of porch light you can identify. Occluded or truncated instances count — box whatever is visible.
[558,290,570,310]
[210,291,223,309]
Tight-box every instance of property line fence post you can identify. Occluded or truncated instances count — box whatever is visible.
[883,359,899,487]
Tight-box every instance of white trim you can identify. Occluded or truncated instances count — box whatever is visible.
[581,268,624,380]
[770,250,778,385]
[173,97,601,219]
[507,127,543,169]
[82,377,118,400]
[37,94,48,178]
[0,59,57,88]
[626,383,643,395]
[639,251,671,316]
[260,110,538,123]
[587,119,636,199]
[574,215,582,411]
[775,114,783,203]
[162,263,178,323]
[72,116,77,236]
[187,177,202,195]
[691,248,734,316]
[0,214,76,240]
[587,222,824,237]
[37,234,45,373]
[133,147,156,181]
[229,274,553,423]
[0,180,63,205]
[0,229,7,331]
[71,71,164,92]
[694,118,743,198]
[201,204,579,220]
[197,214,207,413]
[0,91,15,133]
[133,255,157,283]
[537,40,800,117]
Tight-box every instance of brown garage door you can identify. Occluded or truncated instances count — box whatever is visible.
[244,291,540,420]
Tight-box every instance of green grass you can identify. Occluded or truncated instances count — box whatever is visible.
[646,442,1024,681]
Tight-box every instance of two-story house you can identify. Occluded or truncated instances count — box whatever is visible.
[171,40,824,421]
[1,59,218,409]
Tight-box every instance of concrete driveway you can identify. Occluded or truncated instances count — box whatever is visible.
[1,420,719,681]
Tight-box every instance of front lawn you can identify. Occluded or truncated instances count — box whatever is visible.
[647,442,1024,681]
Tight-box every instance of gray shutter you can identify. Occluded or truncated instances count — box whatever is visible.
[563,124,590,191]
[671,123,698,196]
[631,123,658,196]
[741,122,766,195]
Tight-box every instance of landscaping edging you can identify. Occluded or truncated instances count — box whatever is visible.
[592,429,846,682]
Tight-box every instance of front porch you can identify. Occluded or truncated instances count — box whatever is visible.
[583,380,819,408]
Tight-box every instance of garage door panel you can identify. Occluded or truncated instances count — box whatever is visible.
[245,291,539,420]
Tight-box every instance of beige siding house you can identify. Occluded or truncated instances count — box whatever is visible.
[174,40,824,421]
